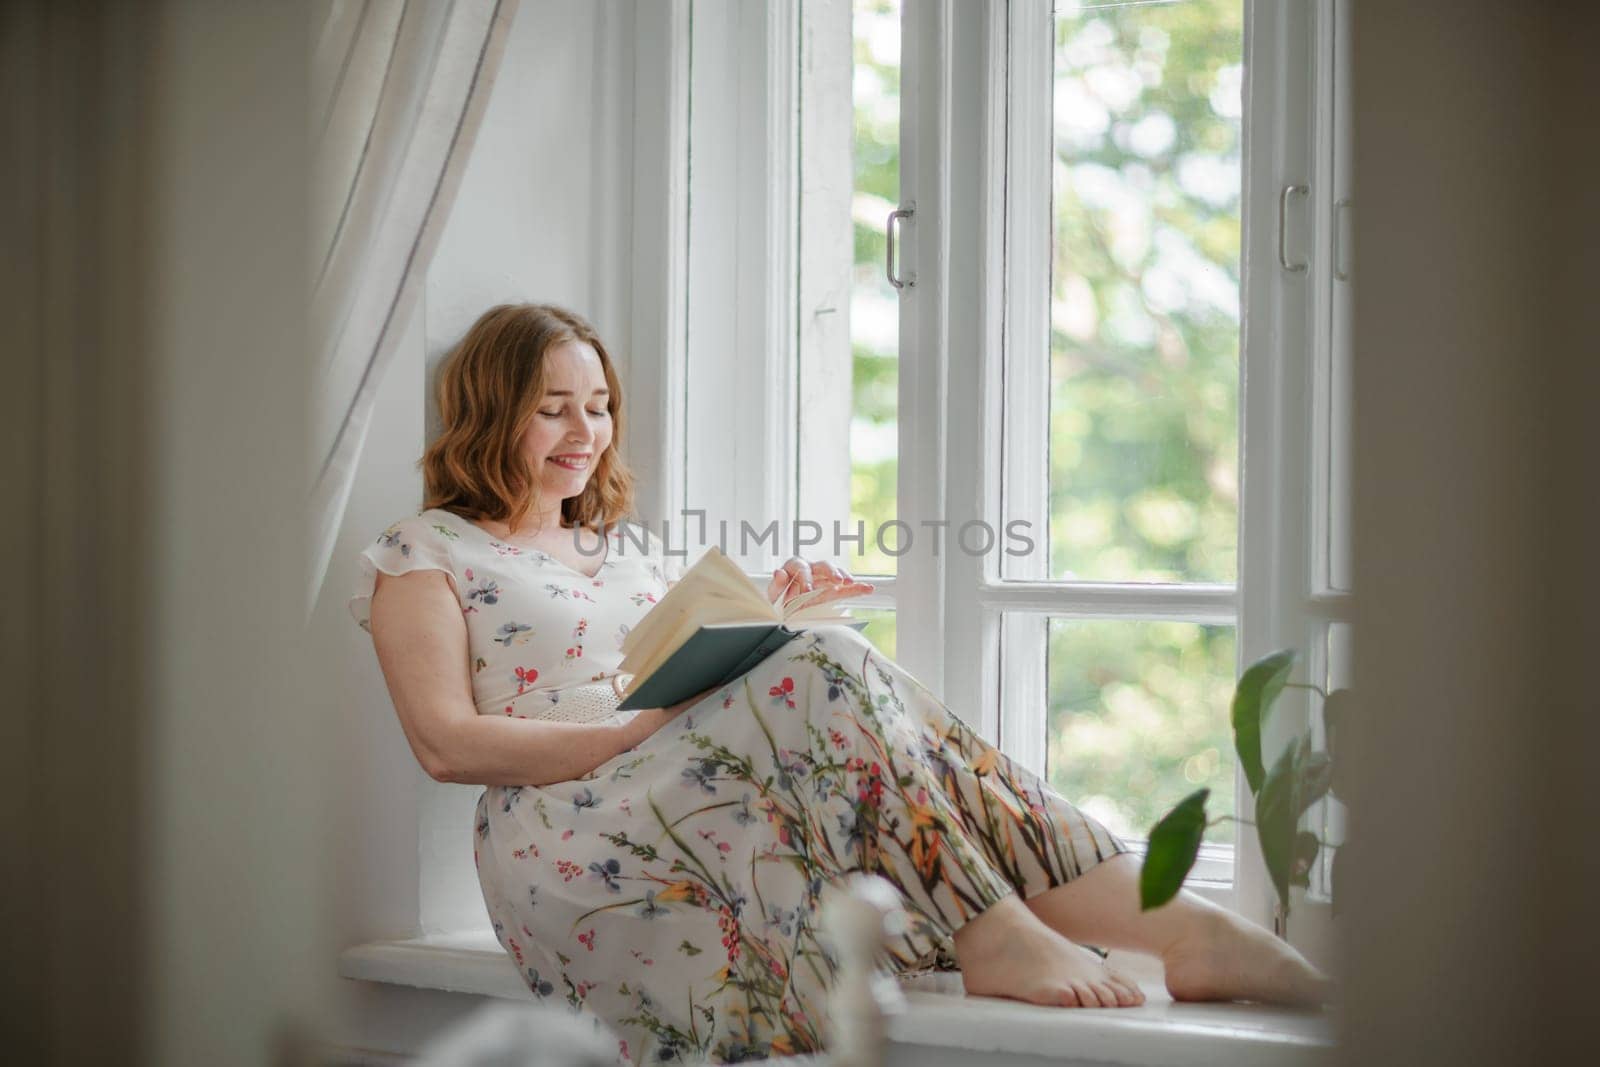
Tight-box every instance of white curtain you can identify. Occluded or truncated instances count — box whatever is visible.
[308,0,517,613]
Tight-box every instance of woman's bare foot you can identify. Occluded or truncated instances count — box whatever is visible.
[954,896,1146,1009]
[1161,908,1332,1006]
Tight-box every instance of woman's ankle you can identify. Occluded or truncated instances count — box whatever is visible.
[951,893,1032,962]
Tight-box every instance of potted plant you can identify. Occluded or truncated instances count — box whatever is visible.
[1139,649,1348,926]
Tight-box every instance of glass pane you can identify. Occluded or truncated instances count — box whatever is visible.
[849,0,901,576]
[1046,619,1237,843]
[850,606,898,661]
[1049,0,1243,582]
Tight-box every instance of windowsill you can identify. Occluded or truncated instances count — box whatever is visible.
[339,932,1336,1066]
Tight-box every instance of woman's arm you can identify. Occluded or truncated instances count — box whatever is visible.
[369,569,695,787]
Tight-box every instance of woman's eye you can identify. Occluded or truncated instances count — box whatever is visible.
[587,408,609,418]
[539,409,562,418]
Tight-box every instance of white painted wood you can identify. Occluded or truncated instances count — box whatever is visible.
[339,933,1335,1066]
[884,989,1334,1067]
[1327,0,1353,595]
[587,0,638,366]
[979,581,1238,623]
[1235,0,1325,930]
[627,0,691,527]
[998,0,1055,593]
[685,1,744,556]
[796,0,855,557]
[759,2,803,550]
[1311,0,1353,595]
[937,0,1009,745]
[895,0,953,699]
[686,0,803,572]
[995,0,1059,764]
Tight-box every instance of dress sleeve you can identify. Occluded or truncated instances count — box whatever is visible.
[348,514,457,632]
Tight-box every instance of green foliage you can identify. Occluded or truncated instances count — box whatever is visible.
[1230,649,1296,794]
[1046,621,1237,844]
[1140,787,1210,911]
[1047,0,1244,584]
[1139,648,1346,923]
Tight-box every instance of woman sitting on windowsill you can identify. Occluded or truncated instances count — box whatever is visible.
[350,302,1328,1065]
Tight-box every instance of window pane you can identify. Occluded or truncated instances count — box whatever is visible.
[1046,619,1236,842]
[849,0,901,576]
[850,606,897,661]
[1049,0,1243,582]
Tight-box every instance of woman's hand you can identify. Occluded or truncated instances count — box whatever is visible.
[766,557,875,609]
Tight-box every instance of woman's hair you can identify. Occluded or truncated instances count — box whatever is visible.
[421,303,635,534]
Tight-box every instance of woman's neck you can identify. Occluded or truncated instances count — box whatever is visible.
[488,503,576,540]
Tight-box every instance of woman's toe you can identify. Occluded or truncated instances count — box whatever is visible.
[1071,981,1102,1008]
[1112,978,1144,1006]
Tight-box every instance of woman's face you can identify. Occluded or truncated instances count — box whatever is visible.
[522,339,614,507]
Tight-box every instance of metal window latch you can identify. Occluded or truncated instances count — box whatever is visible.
[886,201,916,289]
[1279,184,1309,273]
[1333,196,1352,281]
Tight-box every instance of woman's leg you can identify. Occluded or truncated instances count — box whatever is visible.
[796,625,1326,1008]
[785,626,1145,1008]
[1020,853,1331,1005]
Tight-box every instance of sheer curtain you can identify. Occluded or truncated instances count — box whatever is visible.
[308,0,517,612]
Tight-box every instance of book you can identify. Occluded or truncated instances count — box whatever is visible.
[615,545,867,711]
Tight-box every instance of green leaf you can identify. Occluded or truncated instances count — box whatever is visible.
[1256,738,1305,910]
[1289,831,1320,888]
[1139,788,1210,911]
[1322,689,1352,798]
[1231,650,1297,796]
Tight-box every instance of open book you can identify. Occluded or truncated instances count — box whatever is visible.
[615,546,867,711]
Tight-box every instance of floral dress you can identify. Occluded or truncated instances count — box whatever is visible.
[351,509,1127,1065]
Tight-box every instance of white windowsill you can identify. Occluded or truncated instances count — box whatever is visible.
[339,932,1336,1066]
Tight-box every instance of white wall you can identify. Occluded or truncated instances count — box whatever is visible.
[311,1,637,1055]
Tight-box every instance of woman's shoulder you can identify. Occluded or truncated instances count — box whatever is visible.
[350,510,463,631]
[365,509,465,566]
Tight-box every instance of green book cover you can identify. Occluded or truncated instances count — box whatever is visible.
[616,619,869,712]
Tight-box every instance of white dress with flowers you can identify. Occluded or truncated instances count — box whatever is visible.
[351,508,1126,1065]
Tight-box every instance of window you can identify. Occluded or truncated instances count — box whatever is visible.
[680,0,1349,927]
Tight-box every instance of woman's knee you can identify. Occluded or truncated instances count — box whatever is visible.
[805,622,875,662]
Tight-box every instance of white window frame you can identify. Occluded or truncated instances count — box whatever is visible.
[674,0,1352,933]
[936,0,1350,924]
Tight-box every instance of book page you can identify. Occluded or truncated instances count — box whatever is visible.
[619,546,856,687]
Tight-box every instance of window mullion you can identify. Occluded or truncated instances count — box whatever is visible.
[893,0,951,698]
[981,580,1237,623]
[992,0,1055,758]
[1236,0,1325,927]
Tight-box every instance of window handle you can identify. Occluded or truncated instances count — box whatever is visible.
[1279,184,1309,273]
[886,201,916,289]
[1333,197,1352,282]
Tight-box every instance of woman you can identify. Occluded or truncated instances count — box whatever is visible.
[351,303,1327,1064]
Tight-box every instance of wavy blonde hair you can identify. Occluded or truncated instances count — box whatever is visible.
[421,303,635,534]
